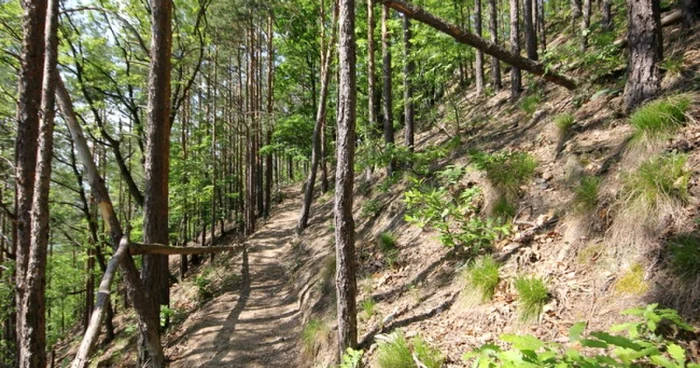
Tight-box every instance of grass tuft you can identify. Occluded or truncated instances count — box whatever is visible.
[465,256,500,302]
[301,318,329,357]
[553,112,575,138]
[361,198,383,219]
[360,298,377,320]
[514,276,548,321]
[621,153,690,209]
[376,331,413,368]
[378,231,397,253]
[630,95,690,143]
[669,233,700,281]
[412,336,445,368]
[493,197,516,219]
[471,151,537,199]
[615,263,649,295]
[573,176,601,213]
[520,94,541,115]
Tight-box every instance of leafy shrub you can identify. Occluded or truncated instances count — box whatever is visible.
[194,273,213,302]
[621,154,690,209]
[463,304,698,367]
[471,151,537,198]
[615,263,649,295]
[376,331,444,368]
[378,231,397,253]
[465,256,500,302]
[553,112,575,138]
[669,233,700,280]
[514,276,548,321]
[573,176,601,212]
[520,94,541,115]
[340,348,364,368]
[361,198,383,219]
[302,318,329,357]
[630,95,690,142]
[404,180,510,255]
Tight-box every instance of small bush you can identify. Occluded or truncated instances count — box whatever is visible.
[361,198,383,219]
[669,233,700,280]
[573,176,601,212]
[378,231,397,253]
[466,256,500,302]
[553,112,575,138]
[630,95,690,142]
[301,318,329,357]
[622,154,690,209]
[360,298,377,320]
[615,263,649,295]
[340,348,364,368]
[376,332,413,368]
[520,94,541,115]
[471,151,537,198]
[514,276,548,321]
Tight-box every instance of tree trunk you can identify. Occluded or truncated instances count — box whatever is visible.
[538,0,547,50]
[382,4,396,176]
[623,0,662,110]
[488,0,502,90]
[139,0,172,364]
[335,0,358,360]
[681,0,698,27]
[510,0,522,99]
[475,0,485,95]
[525,0,537,59]
[298,0,339,234]
[581,0,592,49]
[264,13,275,217]
[14,0,47,363]
[403,15,415,151]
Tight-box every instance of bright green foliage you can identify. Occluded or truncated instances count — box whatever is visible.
[376,331,444,368]
[464,304,698,368]
[520,95,542,115]
[630,95,690,142]
[574,176,601,212]
[622,154,690,209]
[302,318,329,357]
[378,231,398,253]
[471,151,537,198]
[466,256,501,302]
[194,268,214,302]
[669,233,700,280]
[361,198,383,219]
[360,298,377,320]
[553,113,575,138]
[514,276,548,321]
[339,348,364,368]
[404,178,510,255]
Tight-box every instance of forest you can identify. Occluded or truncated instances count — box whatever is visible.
[0,0,698,366]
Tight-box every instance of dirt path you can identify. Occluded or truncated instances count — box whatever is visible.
[167,193,302,367]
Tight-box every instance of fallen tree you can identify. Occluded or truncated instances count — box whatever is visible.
[613,9,683,48]
[379,0,578,90]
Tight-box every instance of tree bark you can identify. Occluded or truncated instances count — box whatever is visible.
[335,0,358,359]
[681,0,697,28]
[524,0,538,59]
[623,0,662,110]
[488,0,502,90]
[297,0,339,234]
[382,4,396,175]
[140,0,172,364]
[380,0,578,89]
[510,0,522,99]
[581,0,592,49]
[403,15,415,151]
[475,0,485,95]
[264,13,275,217]
[602,0,612,30]
[538,0,547,51]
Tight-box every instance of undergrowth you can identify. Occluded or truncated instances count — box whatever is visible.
[375,331,444,368]
[669,233,700,280]
[553,112,575,138]
[465,256,500,302]
[621,153,689,210]
[301,318,329,357]
[630,95,690,143]
[573,175,601,213]
[471,151,537,199]
[514,276,548,321]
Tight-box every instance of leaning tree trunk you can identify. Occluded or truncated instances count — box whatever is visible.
[475,0,485,95]
[379,0,578,89]
[488,0,502,90]
[403,15,415,151]
[382,4,396,176]
[335,0,358,360]
[297,0,339,234]
[140,0,173,365]
[623,0,662,110]
[524,0,538,59]
[510,0,522,99]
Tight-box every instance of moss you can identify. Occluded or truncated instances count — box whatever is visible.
[615,264,649,295]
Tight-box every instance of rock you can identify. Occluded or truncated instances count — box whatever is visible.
[542,172,554,181]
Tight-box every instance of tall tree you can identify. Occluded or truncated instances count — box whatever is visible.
[510,0,522,99]
[602,0,613,30]
[488,0,502,90]
[524,0,537,59]
[335,0,358,359]
[623,0,662,110]
[14,0,47,365]
[581,0,592,49]
[403,15,414,151]
[381,4,396,175]
[140,0,173,365]
[475,0,485,95]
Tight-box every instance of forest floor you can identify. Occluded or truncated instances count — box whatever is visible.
[164,188,304,367]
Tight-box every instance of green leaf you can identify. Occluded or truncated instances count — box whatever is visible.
[500,334,545,350]
[580,339,608,349]
[667,343,686,364]
[569,322,586,342]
